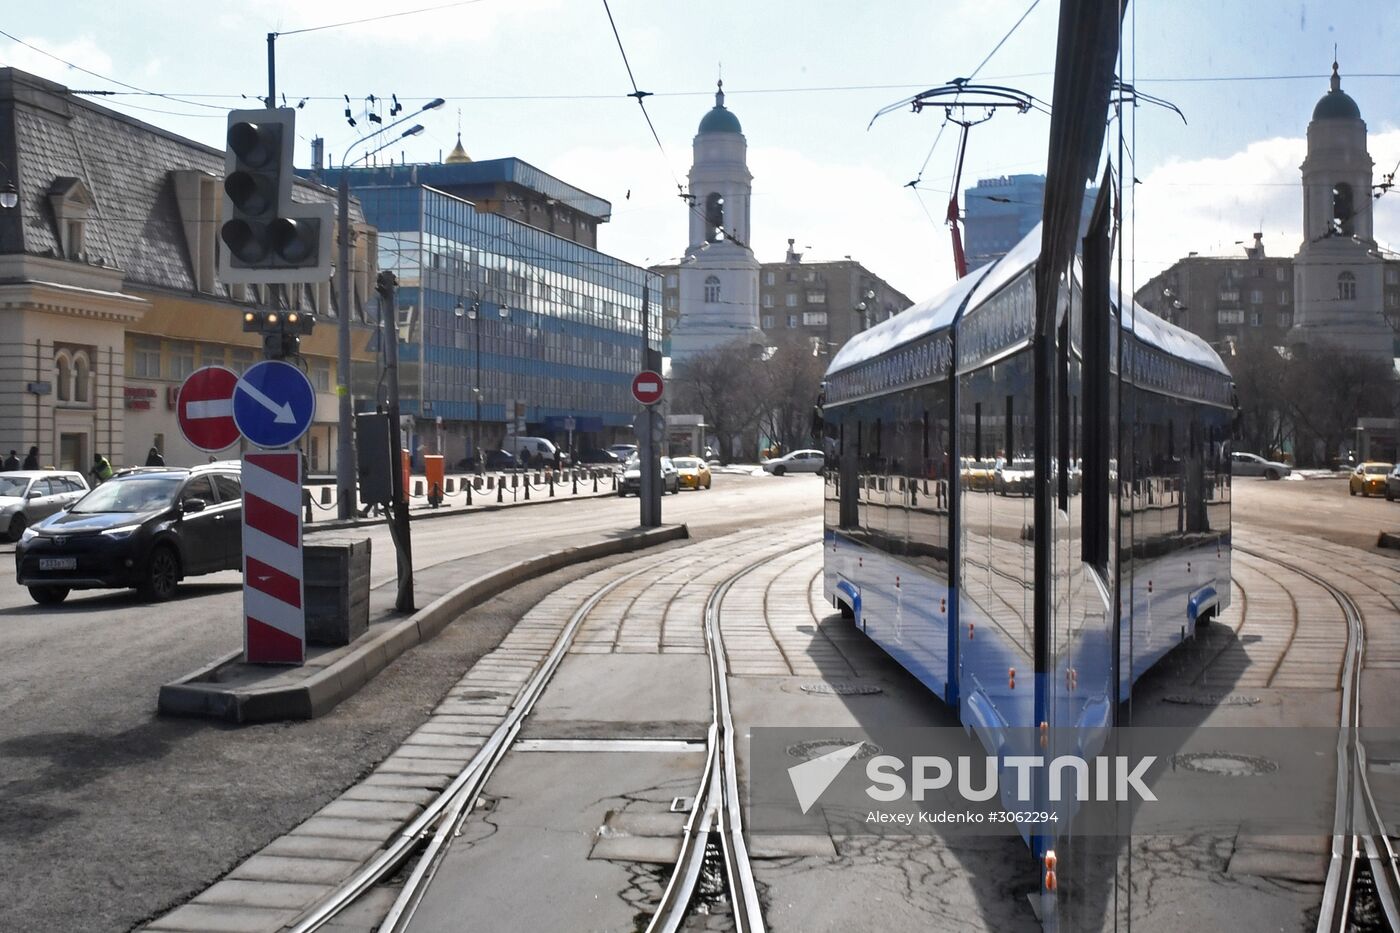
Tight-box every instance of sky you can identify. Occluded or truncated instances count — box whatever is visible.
[2,1,1398,303]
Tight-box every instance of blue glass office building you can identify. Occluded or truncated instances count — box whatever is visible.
[337,177,660,461]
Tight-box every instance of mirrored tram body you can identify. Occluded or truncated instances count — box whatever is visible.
[820,226,1234,846]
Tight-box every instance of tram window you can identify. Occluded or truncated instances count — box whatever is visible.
[974,402,983,460]
[922,410,930,460]
[1004,395,1014,460]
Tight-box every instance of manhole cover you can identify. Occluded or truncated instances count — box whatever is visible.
[799,682,884,696]
[1162,693,1260,707]
[786,738,882,761]
[1173,752,1278,776]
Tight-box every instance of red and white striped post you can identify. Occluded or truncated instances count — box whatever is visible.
[241,451,305,664]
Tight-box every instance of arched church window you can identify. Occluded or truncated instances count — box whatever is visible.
[704,275,721,304]
[1331,183,1354,237]
[72,352,90,403]
[704,193,726,243]
[1337,271,1357,301]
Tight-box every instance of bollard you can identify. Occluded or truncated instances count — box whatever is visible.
[593,472,598,493]
[303,488,313,524]
[549,475,555,497]
[612,473,618,490]
[430,482,442,509]
[446,477,455,494]
[466,481,472,506]
[572,473,578,495]
[320,486,332,505]
[414,478,424,497]
[497,482,504,503]
[524,478,531,500]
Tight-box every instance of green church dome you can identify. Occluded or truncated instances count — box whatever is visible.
[1312,62,1361,121]
[698,81,742,135]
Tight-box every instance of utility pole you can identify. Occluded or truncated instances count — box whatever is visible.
[377,271,415,611]
[335,174,357,518]
[638,283,660,527]
[265,33,276,109]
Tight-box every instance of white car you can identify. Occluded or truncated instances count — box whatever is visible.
[1230,452,1291,480]
[0,471,90,541]
[761,449,825,476]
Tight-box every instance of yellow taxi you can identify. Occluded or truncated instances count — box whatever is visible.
[960,457,997,492]
[673,456,712,491]
[1349,462,1393,497]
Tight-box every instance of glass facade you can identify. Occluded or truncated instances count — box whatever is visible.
[353,184,661,456]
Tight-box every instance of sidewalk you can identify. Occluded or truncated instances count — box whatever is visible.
[159,522,686,723]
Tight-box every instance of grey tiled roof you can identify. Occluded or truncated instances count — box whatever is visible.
[0,68,360,296]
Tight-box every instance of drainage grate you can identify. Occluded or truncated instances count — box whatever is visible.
[1172,752,1278,776]
[786,738,882,761]
[799,682,884,697]
[1162,693,1260,707]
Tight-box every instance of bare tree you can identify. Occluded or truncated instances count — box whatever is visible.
[756,331,828,454]
[1280,342,1395,466]
[1227,336,1291,459]
[670,342,767,462]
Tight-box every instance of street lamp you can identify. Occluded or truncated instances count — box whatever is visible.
[332,97,444,519]
[855,288,877,331]
[454,294,509,469]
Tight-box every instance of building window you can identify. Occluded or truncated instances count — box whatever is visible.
[1387,268,1399,285]
[1219,289,1239,302]
[1217,309,1244,325]
[803,271,815,282]
[310,359,331,392]
[72,352,90,403]
[1332,182,1354,236]
[1337,272,1356,301]
[1276,267,1288,282]
[762,294,773,308]
[55,353,71,401]
[1249,311,1262,326]
[200,346,224,370]
[168,342,195,381]
[785,293,797,308]
[230,348,255,375]
[802,311,828,326]
[761,315,775,330]
[1249,289,1263,304]
[1277,312,1292,328]
[131,337,161,378]
[1389,292,1400,309]
[764,271,775,286]
[1279,290,1290,304]
[806,292,826,305]
[786,314,798,328]
[65,221,85,260]
[704,275,720,304]
[665,274,677,288]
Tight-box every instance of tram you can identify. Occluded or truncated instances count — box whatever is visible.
[818,220,1235,860]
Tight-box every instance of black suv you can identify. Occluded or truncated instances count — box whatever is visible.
[16,463,244,605]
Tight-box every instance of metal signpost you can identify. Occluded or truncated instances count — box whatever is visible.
[631,371,664,527]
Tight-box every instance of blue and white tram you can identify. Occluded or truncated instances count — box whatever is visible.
[820,223,1234,838]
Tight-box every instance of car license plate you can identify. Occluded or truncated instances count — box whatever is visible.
[39,558,76,571]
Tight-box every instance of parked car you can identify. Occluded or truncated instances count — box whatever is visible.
[505,436,566,467]
[994,458,1035,496]
[574,448,622,466]
[960,457,997,492]
[761,449,825,476]
[460,449,519,471]
[672,457,712,490]
[1230,452,1292,480]
[618,456,680,496]
[0,471,89,541]
[607,444,638,462]
[1386,463,1400,501]
[1350,461,1393,497]
[15,463,243,604]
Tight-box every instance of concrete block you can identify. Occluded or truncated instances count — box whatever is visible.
[143,903,301,933]
[193,879,328,910]
[317,798,423,822]
[260,834,386,863]
[293,816,405,840]
[227,854,361,885]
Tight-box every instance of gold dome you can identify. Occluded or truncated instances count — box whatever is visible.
[445,134,472,164]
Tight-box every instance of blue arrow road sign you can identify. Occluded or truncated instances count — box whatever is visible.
[233,360,316,449]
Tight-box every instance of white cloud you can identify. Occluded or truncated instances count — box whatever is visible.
[1129,128,1400,280]
[1,36,114,86]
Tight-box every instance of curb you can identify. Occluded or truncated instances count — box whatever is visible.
[1379,531,1400,551]
[157,523,689,723]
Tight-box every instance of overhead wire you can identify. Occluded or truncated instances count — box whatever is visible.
[276,0,490,36]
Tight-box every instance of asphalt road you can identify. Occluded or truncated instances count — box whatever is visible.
[1231,473,1399,551]
[0,472,822,933]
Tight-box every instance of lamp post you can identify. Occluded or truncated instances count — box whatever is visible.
[333,98,444,520]
[455,295,509,469]
[855,288,877,332]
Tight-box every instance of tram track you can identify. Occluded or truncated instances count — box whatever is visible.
[1235,546,1400,933]
[284,531,785,933]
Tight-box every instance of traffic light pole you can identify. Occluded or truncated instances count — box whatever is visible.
[378,271,415,612]
[335,175,357,520]
[639,284,660,528]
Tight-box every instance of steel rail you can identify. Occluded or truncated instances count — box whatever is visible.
[646,554,772,933]
[287,556,667,933]
[1237,547,1400,933]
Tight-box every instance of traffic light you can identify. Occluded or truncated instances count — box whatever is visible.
[220,108,333,284]
[244,309,315,360]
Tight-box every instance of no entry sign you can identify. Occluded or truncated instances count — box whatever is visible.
[177,366,240,452]
[632,370,664,406]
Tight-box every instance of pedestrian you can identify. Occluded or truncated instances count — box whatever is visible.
[22,446,39,470]
[145,446,165,467]
[2,450,18,471]
[90,453,113,486]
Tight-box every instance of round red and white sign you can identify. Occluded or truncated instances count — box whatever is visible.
[177,365,240,452]
[631,370,664,406]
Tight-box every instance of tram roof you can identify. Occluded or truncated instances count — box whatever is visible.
[826,223,1230,378]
